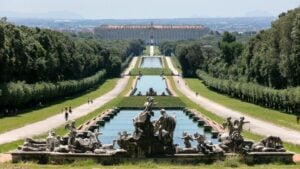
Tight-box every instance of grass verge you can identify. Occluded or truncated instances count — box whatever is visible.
[1,159,299,169]
[130,68,172,75]
[167,76,300,153]
[170,56,182,74]
[0,79,118,134]
[185,78,300,132]
[0,77,136,153]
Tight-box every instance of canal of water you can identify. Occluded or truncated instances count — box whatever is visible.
[98,109,218,148]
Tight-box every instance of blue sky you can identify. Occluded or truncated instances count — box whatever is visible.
[0,0,299,19]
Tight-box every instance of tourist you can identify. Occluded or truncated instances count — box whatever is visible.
[64,111,68,121]
[69,106,72,114]
[297,115,300,124]
[91,99,93,104]
[87,98,90,104]
[195,92,198,96]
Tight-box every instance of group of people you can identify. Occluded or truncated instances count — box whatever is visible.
[87,98,93,104]
[62,98,94,121]
[63,106,72,121]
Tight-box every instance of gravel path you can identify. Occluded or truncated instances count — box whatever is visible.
[165,57,300,144]
[0,57,138,145]
[150,46,154,56]
[124,57,138,75]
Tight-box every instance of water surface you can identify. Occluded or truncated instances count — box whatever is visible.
[98,109,218,148]
[140,57,162,68]
[134,75,169,95]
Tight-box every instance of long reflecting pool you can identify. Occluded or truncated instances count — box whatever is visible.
[98,109,218,148]
[140,57,162,68]
[134,75,169,95]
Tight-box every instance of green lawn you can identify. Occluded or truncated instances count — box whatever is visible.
[0,79,118,134]
[135,57,141,68]
[130,68,173,75]
[1,75,300,168]
[1,159,299,169]
[185,78,300,132]
[130,56,173,75]
[170,56,182,74]
[143,45,161,55]
[0,77,136,153]
[167,76,300,153]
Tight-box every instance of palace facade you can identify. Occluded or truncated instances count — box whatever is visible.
[94,24,209,44]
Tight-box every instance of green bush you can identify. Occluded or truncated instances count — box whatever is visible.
[197,70,300,114]
[0,70,106,108]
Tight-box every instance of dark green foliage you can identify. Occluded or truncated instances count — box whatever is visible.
[0,22,145,109]
[241,7,300,88]
[219,34,244,65]
[128,39,146,56]
[222,31,236,43]
[197,70,300,114]
[159,41,176,56]
[166,7,300,89]
[175,43,204,76]
[160,7,300,114]
[0,70,106,108]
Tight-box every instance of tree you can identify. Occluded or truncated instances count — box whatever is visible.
[222,31,236,43]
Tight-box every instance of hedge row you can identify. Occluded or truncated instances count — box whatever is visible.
[0,70,106,108]
[196,70,300,114]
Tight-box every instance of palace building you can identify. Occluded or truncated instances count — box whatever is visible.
[94,23,209,44]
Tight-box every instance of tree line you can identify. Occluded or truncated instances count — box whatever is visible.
[0,21,145,111]
[197,70,300,114]
[159,7,300,114]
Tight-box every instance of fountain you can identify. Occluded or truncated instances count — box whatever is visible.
[11,97,294,164]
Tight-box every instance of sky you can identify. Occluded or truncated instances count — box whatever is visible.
[0,0,299,19]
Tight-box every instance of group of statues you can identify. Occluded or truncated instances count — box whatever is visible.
[217,117,286,153]
[180,132,217,154]
[18,97,286,157]
[136,88,165,96]
[19,121,105,153]
[116,96,177,156]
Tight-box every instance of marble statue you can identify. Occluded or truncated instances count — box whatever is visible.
[181,132,193,148]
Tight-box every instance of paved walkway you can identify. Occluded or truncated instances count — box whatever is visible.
[150,45,154,56]
[165,57,300,145]
[124,57,138,75]
[0,57,138,145]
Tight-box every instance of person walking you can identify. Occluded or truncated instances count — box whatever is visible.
[296,105,300,124]
[69,106,72,114]
[64,111,69,121]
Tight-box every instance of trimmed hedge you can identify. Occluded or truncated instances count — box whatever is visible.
[196,70,300,114]
[0,70,106,108]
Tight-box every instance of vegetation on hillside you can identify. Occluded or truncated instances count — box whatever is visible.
[159,7,300,114]
[0,20,145,111]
